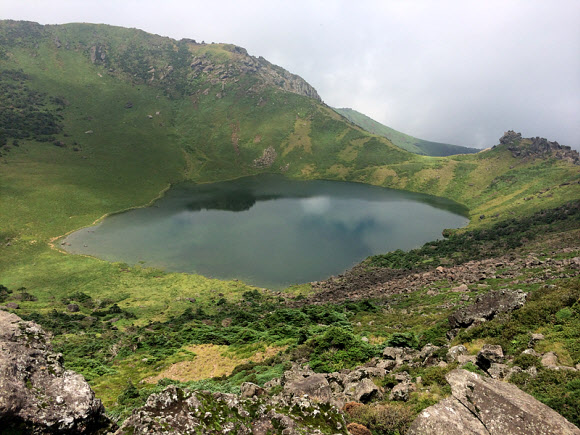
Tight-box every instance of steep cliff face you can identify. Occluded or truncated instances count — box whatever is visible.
[0,310,112,434]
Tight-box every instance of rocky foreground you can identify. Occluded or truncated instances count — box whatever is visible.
[1,305,579,434]
[0,310,112,433]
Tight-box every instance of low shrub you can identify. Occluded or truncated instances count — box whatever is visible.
[386,332,419,349]
[346,403,415,435]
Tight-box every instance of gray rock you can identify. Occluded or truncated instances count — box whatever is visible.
[447,369,580,434]
[394,371,411,383]
[522,348,541,358]
[240,382,266,398]
[280,362,315,385]
[419,344,441,365]
[0,311,111,433]
[382,346,418,366]
[389,382,414,402]
[541,351,559,368]
[382,346,404,360]
[5,302,19,309]
[476,344,504,371]
[283,373,332,403]
[457,354,477,365]
[448,289,527,329]
[409,397,489,434]
[411,368,580,433]
[67,303,80,312]
[487,363,509,380]
[447,345,467,363]
[499,130,522,145]
[376,359,397,371]
[344,378,381,403]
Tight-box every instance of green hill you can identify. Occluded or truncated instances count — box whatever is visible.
[0,21,579,430]
[334,107,480,156]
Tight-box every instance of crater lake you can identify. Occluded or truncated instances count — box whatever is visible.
[62,175,469,289]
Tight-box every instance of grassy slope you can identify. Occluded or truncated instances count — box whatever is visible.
[0,21,579,419]
[334,107,480,156]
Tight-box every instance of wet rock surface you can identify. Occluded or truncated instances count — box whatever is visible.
[0,311,112,434]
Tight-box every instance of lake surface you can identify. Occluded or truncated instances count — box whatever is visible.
[63,175,468,289]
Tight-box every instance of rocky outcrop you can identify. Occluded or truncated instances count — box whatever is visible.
[448,289,527,329]
[253,145,277,168]
[0,311,111,433]
[499,130,522,145]
[409,369,580,434]
[114,384,346,435]
[498,131,579,165]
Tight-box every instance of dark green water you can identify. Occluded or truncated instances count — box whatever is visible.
[63,175,468,289]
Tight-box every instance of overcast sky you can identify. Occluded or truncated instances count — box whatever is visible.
[3,0,580,149]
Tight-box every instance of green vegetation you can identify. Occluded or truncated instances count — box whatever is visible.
[0,20,579,430]
[367,200,580,269]
[334,107,480,156]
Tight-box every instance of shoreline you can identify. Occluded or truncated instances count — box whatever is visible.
[48,183,173,254]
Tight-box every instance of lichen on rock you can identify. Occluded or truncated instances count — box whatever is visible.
[0,311,112,433]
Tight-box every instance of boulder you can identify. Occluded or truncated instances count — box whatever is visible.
[456,354,477,365]
[451,284,469,292]
[280,362,315,385]
[449,369,579,434]
[283,373,332,403]
[409,397,488,434]
[389,382,414,402]
[240,382,266,398]
[383,346,404,360]
[344,378,381,403]
[487,363,510,380]
[0,311,111,433]
[376,358,397,371]
[499,130,522,145]
[447,345,467,363]
[448,289,527,329]
[67,303,80,312]
[476,344,504,371]
[420,344,441,366]
[541,351,559,368]
[521,348,541,358]
[382,346,418,366]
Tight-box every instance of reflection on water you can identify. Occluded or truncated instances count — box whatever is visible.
[63,175,468,289]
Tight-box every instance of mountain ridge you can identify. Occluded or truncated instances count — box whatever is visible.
[334,107,481,157]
